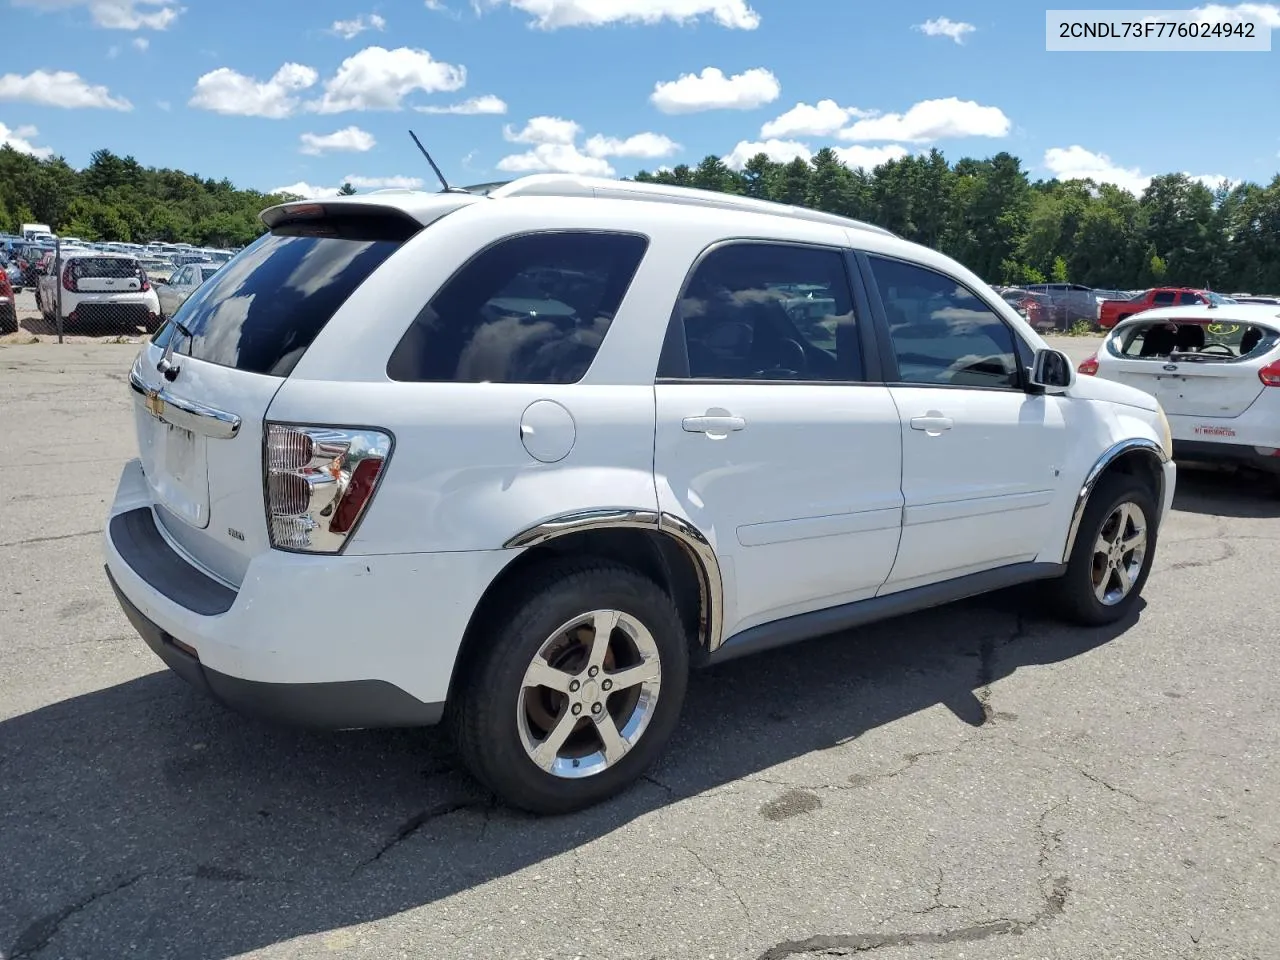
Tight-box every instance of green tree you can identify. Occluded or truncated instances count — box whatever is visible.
[338,182,357,196]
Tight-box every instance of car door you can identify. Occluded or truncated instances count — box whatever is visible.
[159,265,184,316]
[653,241,904,638]
[859,253,1069,593]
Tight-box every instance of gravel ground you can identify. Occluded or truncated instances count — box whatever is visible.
[1,340,1276,960]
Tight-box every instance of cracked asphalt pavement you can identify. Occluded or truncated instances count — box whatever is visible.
[2,340,1279,960]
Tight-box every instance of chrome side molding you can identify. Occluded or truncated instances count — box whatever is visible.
[129,368,242,441]
[503,507,726,652]
[1062,437,1168,564]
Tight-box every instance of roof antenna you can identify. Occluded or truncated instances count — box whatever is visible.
[409,129,459,193]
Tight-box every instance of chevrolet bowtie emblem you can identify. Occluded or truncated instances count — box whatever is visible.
[144,389,165,418]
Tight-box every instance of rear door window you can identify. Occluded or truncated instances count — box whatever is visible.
[154,230,406,377]
[1152,291,1176,305]
[386,231,648,384]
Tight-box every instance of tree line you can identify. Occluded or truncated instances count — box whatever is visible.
[634,149,1280,293]
[3,143,1277,292]
[0,146,295,249]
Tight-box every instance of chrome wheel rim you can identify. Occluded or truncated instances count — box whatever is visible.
[1091,501,1148,606]
[517,609,662,780]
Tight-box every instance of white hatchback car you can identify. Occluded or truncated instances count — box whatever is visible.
[104,176,1176,813]
[37,250,161,332]
[1081,305,1280,490]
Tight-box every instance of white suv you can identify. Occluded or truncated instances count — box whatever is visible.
[104,176,1176,814]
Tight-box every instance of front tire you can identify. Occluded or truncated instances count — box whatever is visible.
[450,559,689,815]
[1050,472,1158,626]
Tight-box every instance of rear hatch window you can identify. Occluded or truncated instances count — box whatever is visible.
[153,212,416,377]
[70,257,141,292]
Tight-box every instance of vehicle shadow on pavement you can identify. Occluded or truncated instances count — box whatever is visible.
[0,590,1139,959]
[1171,465,1280,519]
[18,313,151,339]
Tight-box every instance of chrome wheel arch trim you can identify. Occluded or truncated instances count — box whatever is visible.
[1062,437,1169,565]
[503,508,725,652]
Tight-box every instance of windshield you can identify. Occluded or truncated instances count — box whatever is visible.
[1110,320,1279,361]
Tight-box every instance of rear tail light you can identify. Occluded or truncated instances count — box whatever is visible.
[1260,360,1280,387]
[138,269,151,292]
[61,263,77,293]
[264,424,392,553]
[1078,352,1100,376]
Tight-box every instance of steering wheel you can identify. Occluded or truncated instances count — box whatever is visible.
[1198,343,1235,357]
[751,337,809,380]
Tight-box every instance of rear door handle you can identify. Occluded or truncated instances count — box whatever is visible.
[909,415,954,435]
[683,415,746,435]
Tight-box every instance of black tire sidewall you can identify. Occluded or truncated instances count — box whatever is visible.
[1063,475,1159,624]
[453,562,689,815]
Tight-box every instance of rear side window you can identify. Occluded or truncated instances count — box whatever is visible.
[154,231,404,377]
[1152,291,1176,305]
[386,231,648,384]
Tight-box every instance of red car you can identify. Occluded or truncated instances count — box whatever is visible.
[1098,287,1236,329]
[0,269,17,334]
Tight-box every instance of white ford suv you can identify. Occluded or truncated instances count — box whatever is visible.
[104,176,1176,814]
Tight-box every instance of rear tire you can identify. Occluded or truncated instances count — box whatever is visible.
[449,558,689,815]
[1049,472,1158,626]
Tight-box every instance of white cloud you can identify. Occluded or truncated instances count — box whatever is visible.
[299,126,377,155]
[416,94,508,114]
[584,132,680,158]
[132,36,149,49]
[13,0,183,29]
[0,121,53,158]
[330,13,387,38]
[1189,3,1280,26]
[309,46,466,113]
[497,143,614,176]
[0,69,132,110]
[914,16,976,43]
[838,97,1010,142]
[722,138,811,170]
[486,0,760,29]
[834,144,910,170]
[189,63,318,118]
[504,115,582,144]
[761,99,876,138]
[1043,146,1150,195]
[269,181,345,200]
[650,66,780,114]
[1043,145,1233,195]
[344,175,427,189]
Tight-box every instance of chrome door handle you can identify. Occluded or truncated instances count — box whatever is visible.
[683,415,746,435]
[909,415,954,434]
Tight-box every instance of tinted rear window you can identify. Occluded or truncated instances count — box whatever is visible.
[154,231,402,377]
[74,257,139,277]
[386,231,648,384]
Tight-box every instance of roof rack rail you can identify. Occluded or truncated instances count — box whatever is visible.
[485,174,898,238]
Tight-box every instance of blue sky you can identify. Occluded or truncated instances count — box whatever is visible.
[1,0,1277,199]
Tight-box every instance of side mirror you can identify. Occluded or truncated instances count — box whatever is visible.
[1029,348,1075,393]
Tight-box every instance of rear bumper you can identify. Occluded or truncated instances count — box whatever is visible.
[106,566,443,728]
[103,458,513,728]
[1173,439,1280,476]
